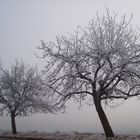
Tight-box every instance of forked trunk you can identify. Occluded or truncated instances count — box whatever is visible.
[94,97,114,138]
[11,111,17,134]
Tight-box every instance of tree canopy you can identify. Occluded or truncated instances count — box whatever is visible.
[0,60,53,134]
[39,10,140,138]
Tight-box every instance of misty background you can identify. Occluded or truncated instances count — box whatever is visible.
[0,0,140,134]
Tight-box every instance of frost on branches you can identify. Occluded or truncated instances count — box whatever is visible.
[0,60,53,134]
[39,10,140,138]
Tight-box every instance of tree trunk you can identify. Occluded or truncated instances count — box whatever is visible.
[11,111,17,134]
[94,97,114,138]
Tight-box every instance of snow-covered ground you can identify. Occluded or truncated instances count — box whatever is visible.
[0,130,140,140]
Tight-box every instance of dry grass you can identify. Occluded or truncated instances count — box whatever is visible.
[0,130,140,140]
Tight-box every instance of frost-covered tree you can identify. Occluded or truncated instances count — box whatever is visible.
[0,60,52,134]
[38,10,140,138]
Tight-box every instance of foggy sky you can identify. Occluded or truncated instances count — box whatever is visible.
[0,0,140,134]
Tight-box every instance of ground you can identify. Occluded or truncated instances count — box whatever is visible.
[0,130,140,140]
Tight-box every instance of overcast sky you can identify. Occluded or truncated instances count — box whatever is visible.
[0,0,140,134]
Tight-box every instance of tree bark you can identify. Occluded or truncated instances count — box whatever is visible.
[94,96,114,138]
[11,111,17,134]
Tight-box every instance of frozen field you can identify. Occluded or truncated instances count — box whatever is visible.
[0,130,140,140]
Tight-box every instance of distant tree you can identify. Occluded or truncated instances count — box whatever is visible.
[38,9,140,139]
[0,60,52,134]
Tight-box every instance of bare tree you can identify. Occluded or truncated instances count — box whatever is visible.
[38,10,140,138]
[0,60,52,134]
